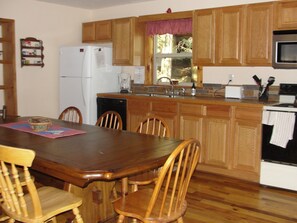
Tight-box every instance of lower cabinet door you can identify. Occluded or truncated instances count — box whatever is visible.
[233,119,261,174]
[203,117,231,168]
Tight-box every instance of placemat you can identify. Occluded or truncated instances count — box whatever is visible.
[0,121,86,139]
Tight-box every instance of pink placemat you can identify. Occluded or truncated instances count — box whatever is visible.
[0,121,86,139]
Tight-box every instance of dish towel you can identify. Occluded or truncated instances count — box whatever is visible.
[262,110,278,126]
[269,112,296,148]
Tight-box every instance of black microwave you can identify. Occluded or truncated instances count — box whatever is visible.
[272,30,297,69]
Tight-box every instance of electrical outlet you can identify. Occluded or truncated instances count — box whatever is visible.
[229,74,235,82]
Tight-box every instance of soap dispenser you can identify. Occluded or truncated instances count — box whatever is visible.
[191,82,196,96]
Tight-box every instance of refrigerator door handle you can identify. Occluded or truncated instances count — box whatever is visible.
[81,78,87,106]
[81,51,88,106]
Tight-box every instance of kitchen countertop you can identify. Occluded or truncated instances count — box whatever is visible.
[97,92,275,108]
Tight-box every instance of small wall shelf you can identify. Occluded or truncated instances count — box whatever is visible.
[20,37,44,67]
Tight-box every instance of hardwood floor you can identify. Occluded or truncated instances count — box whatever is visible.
[184,171,297,223]
[37,170,297,223]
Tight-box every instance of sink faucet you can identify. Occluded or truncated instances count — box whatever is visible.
[157,77,174,97]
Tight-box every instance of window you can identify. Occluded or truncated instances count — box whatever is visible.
[154,34,197,85]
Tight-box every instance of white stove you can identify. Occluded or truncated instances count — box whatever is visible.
[261,83,297,191]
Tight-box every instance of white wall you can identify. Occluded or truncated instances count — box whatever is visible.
[0,0,91,118]
[92,0,297,86]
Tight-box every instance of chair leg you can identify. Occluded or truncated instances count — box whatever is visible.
[112,186,118,200]
[72,207,84,223]
[131,184,138,192]
[117,215,125,223]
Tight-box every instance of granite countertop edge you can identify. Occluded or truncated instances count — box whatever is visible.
[97,92,276,107]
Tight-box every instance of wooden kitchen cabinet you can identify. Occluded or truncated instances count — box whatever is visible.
[193,3,275,67]
[245,2,273,66]
[0,18,17,116]
[82,22,95,42]
[82,20,112,43]
[215,5,245,65]
[202,105,231,169]
[179,103,204,158]
[112,17,145,66]
[193,5,245,66]
[99,93,264,182]
[232,106,262,181]
[151,101,178,138]
[127,98,178,138]
[274,0,297,30]
[192,9,216,65]
[127,99,150,132]
[179,103,204,141]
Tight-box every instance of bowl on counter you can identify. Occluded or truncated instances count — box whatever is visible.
[28,117,52,132]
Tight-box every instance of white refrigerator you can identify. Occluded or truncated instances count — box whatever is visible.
[59,45,121,125]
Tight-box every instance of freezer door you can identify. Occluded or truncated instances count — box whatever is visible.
[59,77,91,124]
[60,46,91,78]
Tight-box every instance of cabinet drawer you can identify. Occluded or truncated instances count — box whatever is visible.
[205,105,231,118]
[235,107,262,121]
[151,101,177,113]
[128,100,150,112]
[180,103,204,116]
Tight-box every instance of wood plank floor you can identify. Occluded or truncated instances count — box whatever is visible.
[183,171,297,223]
[28,170,297,223]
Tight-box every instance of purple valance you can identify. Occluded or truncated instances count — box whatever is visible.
[146,18,192,36]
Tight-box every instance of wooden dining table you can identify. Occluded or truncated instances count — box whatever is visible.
[0,116,182,223]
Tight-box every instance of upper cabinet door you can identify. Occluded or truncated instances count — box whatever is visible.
[193,9,216,66]
[245,2,273,66]
[215,5,245,65]
[95,20,112,42]
[274,1,297,30]
[112,17,134,65]
[193,6,245,66]
[82,20,112,43]
[82,22,96,42]
[112,17,144,66]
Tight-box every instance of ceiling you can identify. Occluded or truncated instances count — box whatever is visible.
[36,0,156,9]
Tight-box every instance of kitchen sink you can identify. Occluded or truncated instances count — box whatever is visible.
[132,93,170,97]
[132,93,192,98]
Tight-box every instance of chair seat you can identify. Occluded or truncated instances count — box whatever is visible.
[113,188,187,223]
[128,171,159,186]
[2,186,82,223]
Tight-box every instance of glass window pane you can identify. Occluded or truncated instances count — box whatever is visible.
[156,58,195,83]
[154,34,194,84]
[156,34,192,54]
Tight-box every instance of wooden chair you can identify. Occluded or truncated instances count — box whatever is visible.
[0,144,84,223]
[58,106,83,124]
[0,167,35,222]
[128,115,170,192]
[96,111,123,130]
[135,115,170,138]
[113,138,201,223]
[96,111,123,199]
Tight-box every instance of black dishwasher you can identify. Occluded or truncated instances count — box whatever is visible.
[97,97,127,130]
